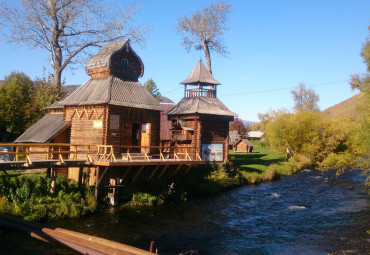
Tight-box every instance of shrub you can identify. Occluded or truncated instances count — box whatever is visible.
[131,192,158,207]
[0,173,96,222]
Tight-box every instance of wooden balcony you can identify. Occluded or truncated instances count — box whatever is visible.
[0,143,203,170]
[185,87,216,98]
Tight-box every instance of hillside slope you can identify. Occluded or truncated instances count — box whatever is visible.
[323,92,366,119]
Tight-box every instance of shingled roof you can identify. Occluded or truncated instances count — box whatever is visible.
[60,76,164,111]
[167,97,235,117]
[15,114,70,143]
[180,59,221,86]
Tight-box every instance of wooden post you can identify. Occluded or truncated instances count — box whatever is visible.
[15,145,19,161]
[46,167,51,177]
[78,167,83,189]
[95,167,100,198]
[49,168,56,195]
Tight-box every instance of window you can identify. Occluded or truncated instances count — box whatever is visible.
[121,59,129,70]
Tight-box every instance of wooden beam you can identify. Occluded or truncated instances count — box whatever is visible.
[121,166,132,181]
[184,165,193,175]
[96,167,109,187]
[148,165,160,182]
[132,165,145,183]
[171,164,183,177]
[157,165,169,180]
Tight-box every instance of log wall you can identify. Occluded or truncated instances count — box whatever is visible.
[64,105,107,146]
[106,106,161,148]
[110,49,143,81]
[169,114,233,162]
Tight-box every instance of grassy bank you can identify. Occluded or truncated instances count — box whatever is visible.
[230,141,312,184]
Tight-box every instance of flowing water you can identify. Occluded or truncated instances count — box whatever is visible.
[1,169,369,254]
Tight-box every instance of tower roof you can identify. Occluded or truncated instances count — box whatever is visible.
[180,59,221,86]
[167,97,235,117]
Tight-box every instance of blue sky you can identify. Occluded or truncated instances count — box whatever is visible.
[0,0,369,121]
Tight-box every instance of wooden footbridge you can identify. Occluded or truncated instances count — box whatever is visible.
[0,143,205,201]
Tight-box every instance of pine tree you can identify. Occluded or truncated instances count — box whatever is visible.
[144,78,161,101]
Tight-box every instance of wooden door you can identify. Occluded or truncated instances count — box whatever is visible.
[141,123,151,153]
[122,122,132,146]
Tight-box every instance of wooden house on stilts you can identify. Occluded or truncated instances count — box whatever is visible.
[16,40,164,188]
[167,59,235,163]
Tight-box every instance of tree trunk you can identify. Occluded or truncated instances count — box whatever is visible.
[53,67,62,90]
[202,41,214,90]
[203,41,212,74]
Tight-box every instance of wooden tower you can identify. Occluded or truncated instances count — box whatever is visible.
[61,40,163,150]
[167,59,235,163]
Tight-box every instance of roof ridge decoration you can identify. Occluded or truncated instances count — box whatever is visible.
[180,59,221,86]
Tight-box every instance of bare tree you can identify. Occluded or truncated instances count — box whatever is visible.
[177,0,231,73]
[0,0,148,90]
[291,83,320,112]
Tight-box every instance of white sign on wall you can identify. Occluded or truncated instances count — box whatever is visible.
[93,120,103,129]
[201,144,223,162]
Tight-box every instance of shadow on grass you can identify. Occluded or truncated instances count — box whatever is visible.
[230,151,285,173]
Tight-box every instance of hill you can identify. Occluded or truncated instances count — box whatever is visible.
[323,92,366,119]
[242,120,258,126]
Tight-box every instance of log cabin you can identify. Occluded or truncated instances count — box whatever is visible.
[167,59,235,163]
[233,138,254,153]
[15,40,164,180]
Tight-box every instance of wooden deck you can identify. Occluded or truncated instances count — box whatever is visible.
[0,143,206,205]
[0,143,204,171]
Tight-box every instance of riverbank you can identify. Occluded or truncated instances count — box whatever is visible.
[0,143,311,220]
[40,168,369,255]
[128,142,312,206]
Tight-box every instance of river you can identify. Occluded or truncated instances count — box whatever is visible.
[1,169,369,254]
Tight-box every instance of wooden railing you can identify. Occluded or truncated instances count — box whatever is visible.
[185,87,216,98]
[111,145,202,162]
[0,143,202,164]
[0,143,96,165]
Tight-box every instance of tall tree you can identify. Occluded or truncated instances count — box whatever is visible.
[32,73,67,120]
[177,0,231,73]
[144,78,161,101]
[350,26,370,92]
[0,0,147,90]
[290,83,320,112]
[0,72,34,137]
[229,118,246,135]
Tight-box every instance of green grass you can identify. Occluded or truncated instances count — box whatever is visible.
[230,141,285,173]
[229,141,291,184]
